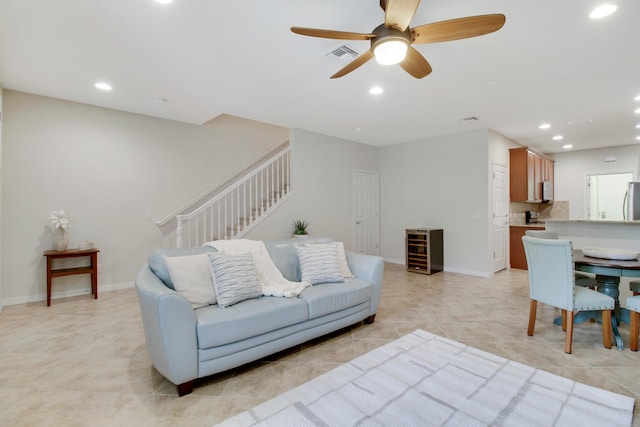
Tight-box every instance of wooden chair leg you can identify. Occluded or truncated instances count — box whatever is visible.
[561,310,567,332]
[601,309,612,349]
[564,310,574,354]
[630,311,639,352]
[527,299,537,336]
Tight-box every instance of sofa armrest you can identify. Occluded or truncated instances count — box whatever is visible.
[346,251,384,315]
[135,265,198,386]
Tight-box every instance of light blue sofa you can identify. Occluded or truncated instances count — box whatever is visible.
[135,237,385,396]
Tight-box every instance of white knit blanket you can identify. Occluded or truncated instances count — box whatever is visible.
[205,239,310,297]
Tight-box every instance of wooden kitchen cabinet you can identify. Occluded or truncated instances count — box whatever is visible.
[510,226,544,269]
[510,147,554,202]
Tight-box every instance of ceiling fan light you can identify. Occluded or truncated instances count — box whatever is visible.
[374,40,408,65]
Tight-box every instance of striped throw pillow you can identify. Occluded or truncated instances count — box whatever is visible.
[305,242,354,278]
[207,252,263,307]
[296,244,344,285]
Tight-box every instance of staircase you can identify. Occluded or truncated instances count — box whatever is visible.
[158,140,292,248]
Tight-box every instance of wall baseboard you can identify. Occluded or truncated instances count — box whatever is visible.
[0,281,135,308]
[383,257,491,278]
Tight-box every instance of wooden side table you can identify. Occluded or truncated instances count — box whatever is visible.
[43,248,100,306]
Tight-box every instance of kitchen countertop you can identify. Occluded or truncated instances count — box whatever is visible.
[544,219,640,225]
[509,223,545,228]
[544,219,640,251]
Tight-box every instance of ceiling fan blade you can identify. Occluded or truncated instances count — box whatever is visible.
[384,0,420,32]
[399,46,432,78]
[412,14,506,44]
[291,27,375,41]
[330,49,375,79]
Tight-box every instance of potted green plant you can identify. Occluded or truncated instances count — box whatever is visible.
[292,219,309,236]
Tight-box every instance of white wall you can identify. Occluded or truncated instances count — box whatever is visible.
[1,91,379,305]
[0,86,3,310]
[0,89,527,303]
[247,128,380,249]
[378,129,493,277]
[551,145,640,219]
[1,90,288,304]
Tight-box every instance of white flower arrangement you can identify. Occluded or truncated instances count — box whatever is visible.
[49,209,71,230]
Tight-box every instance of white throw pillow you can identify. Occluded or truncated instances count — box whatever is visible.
[305,242,354,278]
[296,244,344,285]
[207,252,263,307]
[335,242,354,278]
[164,253,216,309]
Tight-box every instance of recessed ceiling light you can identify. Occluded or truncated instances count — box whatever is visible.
[369,86,383,95]
[563,144,573,149]
[589,4,617,19]
[539,123,551,129]
[635,108,640,114]
[636,136,640,141]
[94,82,112,91]
[635,94,640,101]
[553,135,564,141]
[636,124,640,128]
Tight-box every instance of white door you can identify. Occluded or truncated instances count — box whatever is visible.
[353,170,379,255]
[492,163,508,272]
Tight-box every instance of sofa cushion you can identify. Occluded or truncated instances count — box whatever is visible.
[208,252,263,308]
[195,297,309,348]
[296,244,344,285]
[149,246,216,290]
[165,253,216,308]
[265,237,333,282]
[304,241,354,279]
[298,278,372,319]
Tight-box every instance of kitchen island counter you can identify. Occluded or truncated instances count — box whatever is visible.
[545,219,640,251]
[545,219,640,225]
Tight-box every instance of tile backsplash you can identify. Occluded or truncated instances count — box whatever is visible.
[509,201,569,224]
[538,201,569,220]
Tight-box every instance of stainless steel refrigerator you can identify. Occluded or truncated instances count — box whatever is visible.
[623,182,640,220]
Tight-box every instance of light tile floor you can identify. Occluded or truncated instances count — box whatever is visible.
[1,263,638,426]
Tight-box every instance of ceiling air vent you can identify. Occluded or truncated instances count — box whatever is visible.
[326,45,359,62]
[568,117,593,125]
[460,116,480,122]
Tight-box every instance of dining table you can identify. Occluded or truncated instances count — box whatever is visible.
[565,249,640,350]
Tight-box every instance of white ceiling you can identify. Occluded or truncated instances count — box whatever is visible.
[1,0,638,154]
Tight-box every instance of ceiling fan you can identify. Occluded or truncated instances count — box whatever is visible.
[291,0,505,79]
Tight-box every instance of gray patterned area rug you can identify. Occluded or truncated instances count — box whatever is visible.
[217,329,635,426]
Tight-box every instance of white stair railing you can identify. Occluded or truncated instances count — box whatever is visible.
[175,147,292,247]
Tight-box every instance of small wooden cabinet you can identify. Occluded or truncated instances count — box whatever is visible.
[510,147,554,202]
[509,226,543,270]
[406,229,443,275]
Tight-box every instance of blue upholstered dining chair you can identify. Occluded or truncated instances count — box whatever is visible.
[522,236,615,354]
[627,296,640,351]
[524,229,597,288]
